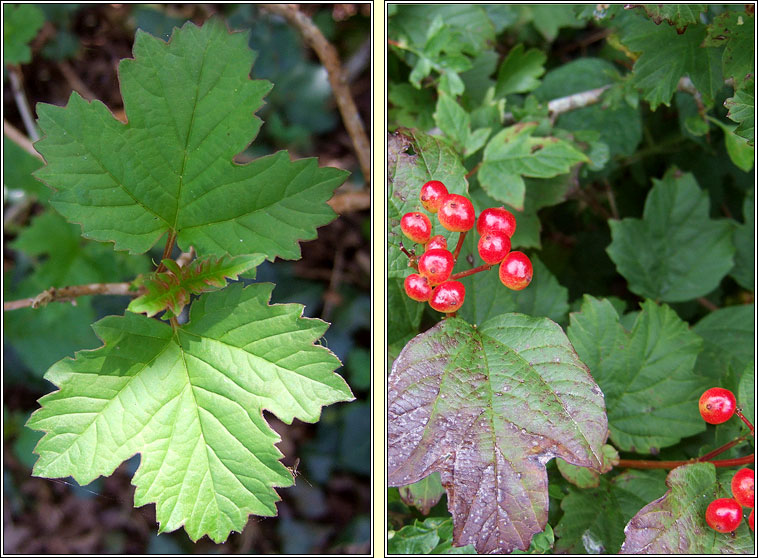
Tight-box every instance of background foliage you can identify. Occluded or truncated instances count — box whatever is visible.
[4,3,370,553]
[388,4,754,554]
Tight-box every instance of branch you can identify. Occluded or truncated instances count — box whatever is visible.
[327,189,371,213]
[260,4,370,185]
[4,119,42,160]
[8,66,39,142]
[504,85,611,125]
[616,453,755,470]
[56,60,96,101]
[4,282,140,311]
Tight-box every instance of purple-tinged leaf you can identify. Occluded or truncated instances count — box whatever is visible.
[388,315,607,553]
[620,462,754,554]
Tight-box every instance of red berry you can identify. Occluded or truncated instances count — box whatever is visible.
[438,194,475,232]
[749,508,754,531]
[477,207,516,238]
[404,273,432,302]
[699,388,737,425]
[499,251,533,290]
[731,468,754,508]
[420,180,449,213]
[705,498,743,533]
[426,235,448,251]
[429,281,465,313]
[401,212,432,244]
[478,231,511,265]
[417,248,455,286]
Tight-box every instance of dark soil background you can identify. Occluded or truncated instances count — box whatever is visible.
[3,3,371,554]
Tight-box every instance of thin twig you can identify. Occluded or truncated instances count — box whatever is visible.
[4,120,43,160]
[697,436,748,462]
[604,179,619,220]
[8,66,39,142]
[57,60,96,100]
[321,244,345,321]
[616,453,754,470]
[696,297,719,312]
[735,408,755,435]
[4,282,139,311]
[327,190,371,213]
[450,263,492,281]
[503,85,611,125]
[452,231,467,262]
[261,4,370,184]
[155,230,177,273]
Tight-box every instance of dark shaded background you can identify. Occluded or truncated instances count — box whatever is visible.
[3,3,371,553]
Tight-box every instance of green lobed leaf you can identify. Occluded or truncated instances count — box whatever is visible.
[568,296,707,453]
[6,211,151,375]
[737,361,754,427]
[33,18,347,260]
[433,91,470,151]
[707,115,754,172]
[3,137,47,202]
[3,3,45,64]
[10,211,149,289]
[479,122,589,211]
[389,5,494,59]
[27,282,353,542]
[534,59,642,159]
[553,478,625,553]
[523,4,586,42]
[398,472,445,515]
[730,189,755,290]
[555,444,618,489]
[703,10,754,88]
[725,79,755,145]
[554,469,668,554]
[692,303,754,381]
[457,254,569,325]
[606,170,735,302]
[616,12,722,109]
[389,517,467,554]
[389,83,436,131]
[620,462,754,553]
[388,315,607,554]
[128,254,265,317]
[495,44,546,98]
[628,4,707,30]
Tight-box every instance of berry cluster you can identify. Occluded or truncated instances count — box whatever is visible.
[400,180,532,314]
[698,387,755,533]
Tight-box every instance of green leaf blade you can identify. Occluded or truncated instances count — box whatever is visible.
[480,123,588,210]
[3,3,45,64]
[568,297,706,453]
[606,171,735,302]
[495,44,547,97]
[28,283,353,542]
[33,18,346,260]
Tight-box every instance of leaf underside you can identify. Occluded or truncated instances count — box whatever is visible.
[27,283,354,542]
[33,18,347,260]
[388,315,607,554]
